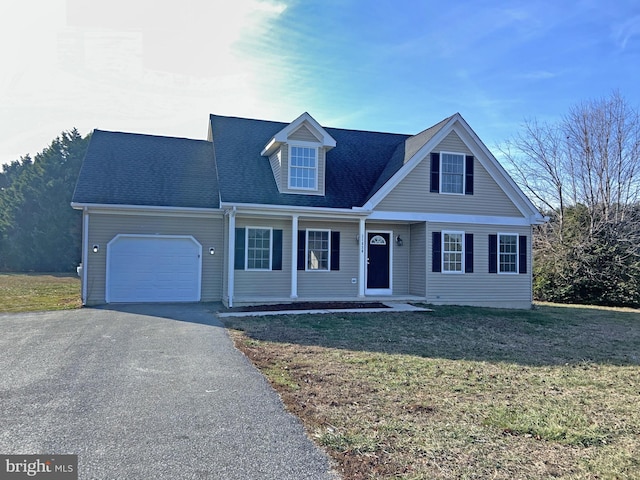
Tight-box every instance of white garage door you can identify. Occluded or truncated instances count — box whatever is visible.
[106,235,202,303]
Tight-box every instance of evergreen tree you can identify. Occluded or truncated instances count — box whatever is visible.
[0,130,90,272]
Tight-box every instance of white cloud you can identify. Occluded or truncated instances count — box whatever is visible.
[613,15,640,50]
[0,0,289,165]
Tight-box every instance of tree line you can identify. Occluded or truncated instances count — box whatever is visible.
[0,129,90,272]
[501,91,640,307]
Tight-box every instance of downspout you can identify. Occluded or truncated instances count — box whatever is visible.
[227,207,236,307]
[81,208,89,305]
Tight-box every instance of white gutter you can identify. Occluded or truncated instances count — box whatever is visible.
[220,202,371,218]
[71,202,221,215]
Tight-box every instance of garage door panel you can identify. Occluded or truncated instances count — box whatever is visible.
[107,236,202,303]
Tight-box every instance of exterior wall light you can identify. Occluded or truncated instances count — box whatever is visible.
[209,247,215,255]
[395,235,403,247]
[92,245,99,253]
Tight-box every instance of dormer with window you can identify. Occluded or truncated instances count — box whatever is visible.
[261,113,336,196]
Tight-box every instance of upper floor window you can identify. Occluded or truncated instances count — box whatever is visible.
[440,153,464,194]
[289,146,317,190]
[430,152,474,195]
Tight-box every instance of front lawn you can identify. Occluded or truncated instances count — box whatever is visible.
[224,304,640,479]
[0,273,81,312]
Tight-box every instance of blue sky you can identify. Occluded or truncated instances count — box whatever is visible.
[1,0,639,166]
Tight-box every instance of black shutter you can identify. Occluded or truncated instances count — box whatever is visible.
[272,230,282,270]
[297,230,306,271]
[430,152,440,193]
[465,233,474,273]
[488,234,497,274]
[519,235,527,274]
[432,231,442,272]
[330,231,340,271]
[234,228,245,270]
[465,155,474,195]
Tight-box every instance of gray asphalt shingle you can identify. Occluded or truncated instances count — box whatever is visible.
[210,114,410,208]
[73,114,450,210]
[72,130,219,208]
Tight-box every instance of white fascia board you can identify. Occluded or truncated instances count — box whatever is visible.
[260,138,280,157]
[221,202,370,218]
[273,113,337,147]
[362,115,459,210]
[362,113,546,223]
[368,210,535,226]
[71,202,223,217]
[450,118,545,222]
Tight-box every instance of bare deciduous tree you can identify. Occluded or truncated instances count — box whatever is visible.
[499,91,640,306]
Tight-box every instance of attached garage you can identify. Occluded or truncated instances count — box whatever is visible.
[106,235,202,303]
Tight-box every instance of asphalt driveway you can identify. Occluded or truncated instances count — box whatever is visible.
[0,304,337,479]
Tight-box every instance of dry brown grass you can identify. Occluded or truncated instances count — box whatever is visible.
[225,304,640,479]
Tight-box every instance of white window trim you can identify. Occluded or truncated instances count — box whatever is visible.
[498,232,519,274]
[288,143,319,191]
[245,226,273,271]
[305,228,331,272]
[439,151,466,195]
[442,230,465,274]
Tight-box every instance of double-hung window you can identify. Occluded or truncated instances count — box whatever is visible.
[442,231,463,273]
[289,146,317,190]
[246,228,271,270]
[498,233,518,273]
[307,230,330,271]
[440,153,465,194]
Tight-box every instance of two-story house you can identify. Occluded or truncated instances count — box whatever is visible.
[72,112,546,308]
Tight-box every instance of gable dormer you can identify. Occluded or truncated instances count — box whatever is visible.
[261,113,336,196]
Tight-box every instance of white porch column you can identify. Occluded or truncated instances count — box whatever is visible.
[291,214,299,299]
[358,217,366,297]
[227,209,236,307]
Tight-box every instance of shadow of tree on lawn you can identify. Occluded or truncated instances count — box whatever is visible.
[222,304,640,367]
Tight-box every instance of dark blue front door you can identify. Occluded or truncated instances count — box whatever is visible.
[367,233,390,289]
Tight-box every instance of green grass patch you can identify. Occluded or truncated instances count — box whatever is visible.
[0,273,81,312]
[225,304,640,479]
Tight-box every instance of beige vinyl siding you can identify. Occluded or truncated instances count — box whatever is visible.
[269,150,282,191]
[298,220,359,298]
[289,125,321,142]
[85,212,224,305]
[279,145,326,196]
[376,132,522,217]
[436,130,472,155]
[233,218,291,299]
[409,222,426,296]
[427,222,533,309]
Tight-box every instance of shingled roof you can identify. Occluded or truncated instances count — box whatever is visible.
[73,115,452,210]
[72,130,219,209]
[210,114,410,208]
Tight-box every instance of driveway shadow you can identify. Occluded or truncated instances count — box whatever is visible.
[93,302,224,327]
